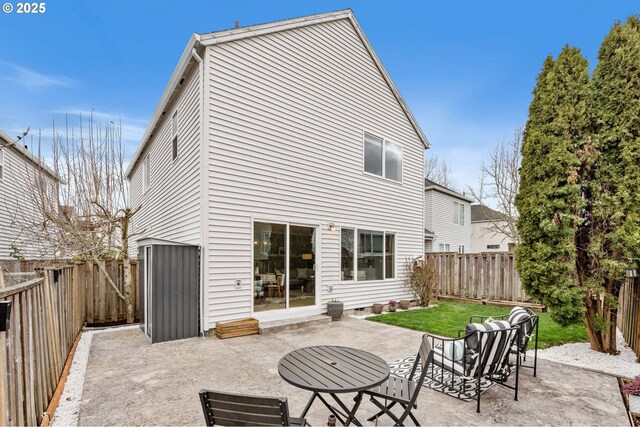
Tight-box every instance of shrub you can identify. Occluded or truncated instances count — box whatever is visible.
[623,376,640,395]
[403,256,437,307]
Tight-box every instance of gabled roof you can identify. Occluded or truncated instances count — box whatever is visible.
[125,9,429,178]
[424,178,473,202]
[471,204,508,222]
[0,129,61,182]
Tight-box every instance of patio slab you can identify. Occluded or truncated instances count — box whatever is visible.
[78,318,628,426]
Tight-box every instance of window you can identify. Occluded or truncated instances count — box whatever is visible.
[363,132,403,182]
[341,228,355,281]
[171,111,178,161]
[453,202,465,225]
[143,154,150,193]
[340,228,395,281]
[487,244,500,250]
[385,234,395,279]
[438,243,450,252]
[459,245,465,254]
[0,149,4,180]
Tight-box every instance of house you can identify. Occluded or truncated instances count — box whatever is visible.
[125,10,429,341]
[470,204,516,252]
[0,129,60,260]
[424,178,472,253]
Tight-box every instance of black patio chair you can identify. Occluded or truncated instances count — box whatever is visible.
[364,334,432,426]
[199,389,308,426]
[470,306,540,376]
[425,320,520,413]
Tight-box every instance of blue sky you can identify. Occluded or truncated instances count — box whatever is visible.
[1,1,638,190]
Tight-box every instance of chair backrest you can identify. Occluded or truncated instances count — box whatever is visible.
[508,307,539,352]
[464,321,519,378]
[199,389,291,426]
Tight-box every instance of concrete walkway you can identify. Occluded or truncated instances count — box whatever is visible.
[78,318,628,426]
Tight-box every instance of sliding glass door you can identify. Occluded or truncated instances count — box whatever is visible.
[253,222,316,313]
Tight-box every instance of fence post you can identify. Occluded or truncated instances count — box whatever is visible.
[0,272,6,426]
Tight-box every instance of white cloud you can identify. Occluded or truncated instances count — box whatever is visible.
[0,62,77,90]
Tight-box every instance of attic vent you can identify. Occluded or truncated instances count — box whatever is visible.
[179,77,184,85]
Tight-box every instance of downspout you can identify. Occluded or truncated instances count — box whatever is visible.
[191,41,207,336]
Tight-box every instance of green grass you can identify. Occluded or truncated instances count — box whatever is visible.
[367,301,588,349]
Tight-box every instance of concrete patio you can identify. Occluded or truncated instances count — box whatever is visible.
[78,318,628,426]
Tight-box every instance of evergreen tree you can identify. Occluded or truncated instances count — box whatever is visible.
[516,46,590,326]
[588,16,640,353]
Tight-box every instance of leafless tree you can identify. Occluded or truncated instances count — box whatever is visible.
[424,154,458,191]
[18,114,141,322]
[467,127,523,244]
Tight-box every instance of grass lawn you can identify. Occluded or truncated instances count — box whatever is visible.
[367,300,588,349]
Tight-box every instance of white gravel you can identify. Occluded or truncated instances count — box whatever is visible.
[51,325,140,427]
[536,329,640,379]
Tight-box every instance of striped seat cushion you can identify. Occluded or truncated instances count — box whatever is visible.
[464,320,516,377]
[432,344,466,375]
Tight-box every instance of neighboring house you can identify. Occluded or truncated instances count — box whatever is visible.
[126,10,429,340]
[0,129,60,260]
[424,178,472,253]
[470,204,516,252]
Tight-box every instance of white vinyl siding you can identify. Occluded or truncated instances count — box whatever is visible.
[171,111,178,161]
[129,67,202,257]
[0,149,4,180]
[0,146,54,258]
[205,18,424,327]
[470,220,515,252]
[425,190,470,253]
[143,155,150,192]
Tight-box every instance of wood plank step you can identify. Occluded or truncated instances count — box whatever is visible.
[216,318,259,339]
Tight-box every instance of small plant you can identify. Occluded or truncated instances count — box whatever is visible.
[388,300,397,308]
[623,376,640,395]
[403,256,437,307]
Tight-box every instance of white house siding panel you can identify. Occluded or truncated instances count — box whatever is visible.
[0,148,52,259]
[426,190,470,253]
[470,220,513,252]
[205,19,424,327]
[129,68,201,258]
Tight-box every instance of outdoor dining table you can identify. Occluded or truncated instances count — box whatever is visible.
[278,345,390,426]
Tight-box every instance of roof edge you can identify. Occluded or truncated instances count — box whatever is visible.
[425,184,474,202]
[126,33,201,178]
[0,129,61,182]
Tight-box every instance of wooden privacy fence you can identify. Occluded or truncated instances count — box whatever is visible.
[618,277,640,361]
[426,252,529,302]
[78,261,139,325]
[0,266,85,426]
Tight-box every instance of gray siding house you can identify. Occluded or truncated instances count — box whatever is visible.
[424,179,472,253]
[126,10,429,335]
[0,129,59,260]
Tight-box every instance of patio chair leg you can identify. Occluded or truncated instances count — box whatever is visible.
[396,403,420,426]
[367,401,397,421]
[476,376,481,413]
[369,397,401,425]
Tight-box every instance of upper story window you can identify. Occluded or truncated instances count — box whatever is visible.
[453,201,465,226]
[363,132,402,182]
[0,149,4,180]
[143,154,150,193]
[171,110,178,161]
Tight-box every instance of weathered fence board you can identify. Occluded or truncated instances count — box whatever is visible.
[426,252,529,303]
[0,266,85,426]
[618,278,640,361]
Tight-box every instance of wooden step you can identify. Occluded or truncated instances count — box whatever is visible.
[215,317,259,339]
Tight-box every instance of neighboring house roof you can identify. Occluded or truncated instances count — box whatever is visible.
[125,9,430,178]
[470,204,509,223]
[0,129,61,182]
[424,178,473,202]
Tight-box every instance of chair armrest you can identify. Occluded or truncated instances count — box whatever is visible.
[457,329,466,338]
[469,314,509,323]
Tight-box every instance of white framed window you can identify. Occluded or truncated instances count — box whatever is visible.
[459,245,465,254]
[171,110,178,161]
[143,154,150,193]
[340,227,396,281]
[487,244,500,250]
[0,149,4,180]
[439,243,450,252]
[453,202,465,225]
[363,132,403,182]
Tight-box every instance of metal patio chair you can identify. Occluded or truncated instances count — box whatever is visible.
[364,335,432,426]
[199,389,308,426]
[470,306,540,376]
[425,320,520,413]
